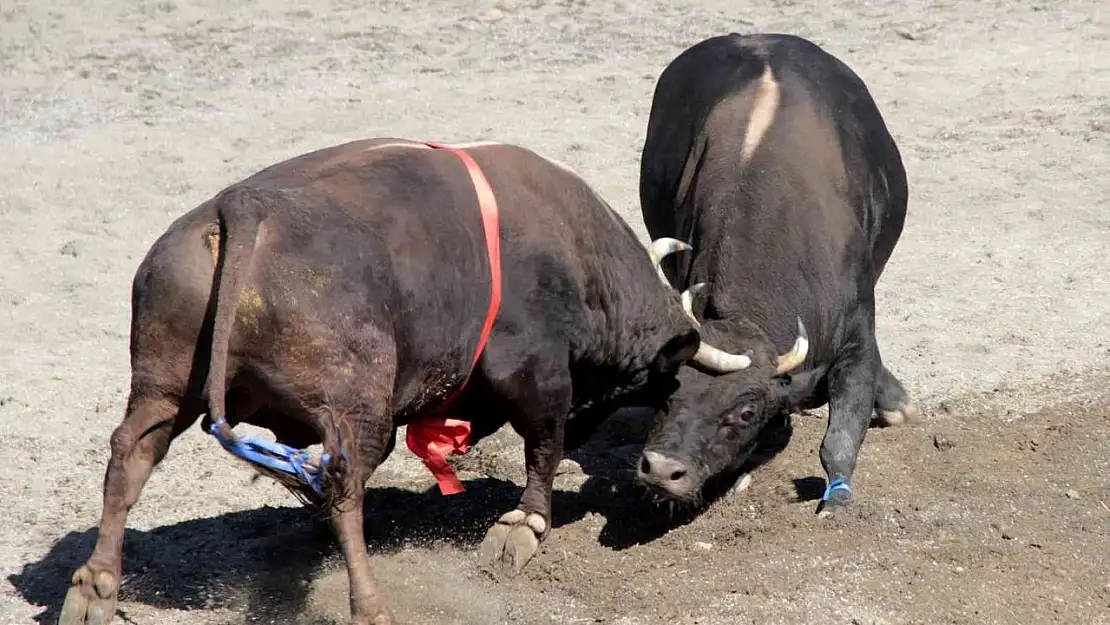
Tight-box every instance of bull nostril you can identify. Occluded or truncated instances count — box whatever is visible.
[639,457,652,474]
[668,469,687,482]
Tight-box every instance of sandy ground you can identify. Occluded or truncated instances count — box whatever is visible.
[2,0,1109,623]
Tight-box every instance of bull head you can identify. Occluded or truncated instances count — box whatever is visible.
[648,237,809,374]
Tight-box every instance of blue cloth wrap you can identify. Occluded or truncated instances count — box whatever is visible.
[822,476,852,502]
[209,418,330,496]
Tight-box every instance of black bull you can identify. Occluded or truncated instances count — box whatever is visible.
[635,33,921,512]
[59,139,761,625]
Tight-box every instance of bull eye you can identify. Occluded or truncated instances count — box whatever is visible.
[725,403,757,428]
[738,405,756,424]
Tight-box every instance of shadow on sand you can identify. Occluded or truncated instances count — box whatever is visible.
[9,410,802,624]
[8,479,530,624]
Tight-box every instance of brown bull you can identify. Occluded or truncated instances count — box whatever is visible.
[59,138,754,625]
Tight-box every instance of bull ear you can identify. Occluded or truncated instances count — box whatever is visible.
[652,328,700,374]
[777,366,827,410]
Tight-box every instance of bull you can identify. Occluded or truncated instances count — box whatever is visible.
[58,139,754,625]
[634,33,920,514]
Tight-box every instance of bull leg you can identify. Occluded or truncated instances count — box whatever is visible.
[332,483,393,625]
[476,351,572,575]
[315,382,396,624]
[873,363,921,426]
[60,394,198,625]
[816,317,880,516]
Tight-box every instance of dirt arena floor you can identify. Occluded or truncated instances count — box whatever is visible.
[3,0,1109,623]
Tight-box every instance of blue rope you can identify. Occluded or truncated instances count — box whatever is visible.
[822,476,852,502]
[208,418,331,496]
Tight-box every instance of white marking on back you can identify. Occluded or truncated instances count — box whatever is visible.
[538,154,578,176]
[446,141,504,149]
[362,140,580,177]
[740,63,781,164]
[371,140,504,151]
[360,140,600,213]
[360,141,433,153]
[429,140,581,177]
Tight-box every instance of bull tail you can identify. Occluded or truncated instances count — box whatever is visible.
[204,186,264,436]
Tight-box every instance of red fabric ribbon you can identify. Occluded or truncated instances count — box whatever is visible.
[404,142,502,496]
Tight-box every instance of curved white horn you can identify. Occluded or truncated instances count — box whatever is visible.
[680,282,706,326]
[648,237,691,265]
[648,237,690,287]
[775,317,810,374]
[692,342,752,372]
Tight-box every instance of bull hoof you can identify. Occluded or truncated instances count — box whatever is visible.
[477,509,546,576]
[815,476,853,518]
[731,472,753,494]
[876,402,921,426]
[59,566,119,625]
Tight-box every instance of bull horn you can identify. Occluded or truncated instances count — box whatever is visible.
[648,237,690,287]
[680,282,706,325]
[692,342,752,372]
[775,317,810,374]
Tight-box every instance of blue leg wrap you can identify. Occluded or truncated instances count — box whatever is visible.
[208,419,331,496]
[822,476,853,502]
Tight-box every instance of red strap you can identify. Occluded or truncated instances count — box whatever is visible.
[405,142,502,496]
